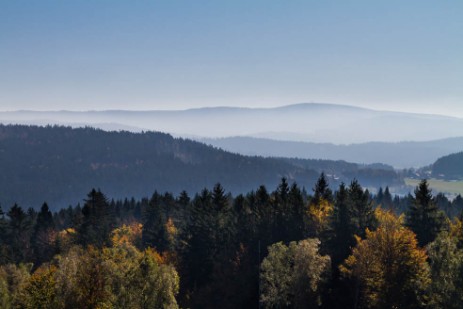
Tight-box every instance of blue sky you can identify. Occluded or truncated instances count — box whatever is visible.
[1,0,462,116]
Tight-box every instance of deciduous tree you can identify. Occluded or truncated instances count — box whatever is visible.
[260,238,330,308]
[341,209,430,309]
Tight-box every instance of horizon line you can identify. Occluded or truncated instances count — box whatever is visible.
[0,102,462,120]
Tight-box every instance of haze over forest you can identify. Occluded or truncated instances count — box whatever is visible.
[1,1,463,308]
[2,103,463,144]
[2,103,463,169]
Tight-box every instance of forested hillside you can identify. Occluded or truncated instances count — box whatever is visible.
[0,125,402,209]
[432,151,463,180]
[201,136,463,168]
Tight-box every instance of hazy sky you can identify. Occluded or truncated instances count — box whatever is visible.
[1,1,462,116]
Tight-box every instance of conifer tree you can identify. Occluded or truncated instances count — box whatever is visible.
[31,203,56,265]
[329,183,353,267]
[453,195,463,217]
[308,174,334,239]
[177,191,190,207]
[375,187,384,206]
[348,180,376,239]
[142,192,169,252]
[272,178,292,243]
[288,183,305,241]
[255,185,272,247]
[78,189,114,248]
[181,188,214,290]
[312,172,334,205]
[383,186,393,210]
[7,204,32,262]
[406,179,446,247]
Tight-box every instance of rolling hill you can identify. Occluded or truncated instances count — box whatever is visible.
[432,152,463,180]
[199,136,463,168]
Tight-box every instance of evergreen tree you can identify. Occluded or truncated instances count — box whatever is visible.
[142,192,169,252]
[210,183,233,246]
[383,186,393,210]
[177,191,190,207]
[180,188,214,293]
[375,187,384,206]
[308,174,334,240]
[312,172,334,205]
[348,180,376,239]
[31,203,56,265]
[329,183,353,267]
[406,180,446,247]
[272,178,295,243]
[453,195,463,218]
[77,189,114,248]
[211,183,234,250]
[326,183,356,309]
[288,183,305,241]
[255,185,273,248]
[7,204,32,263]
[212,183,228,212]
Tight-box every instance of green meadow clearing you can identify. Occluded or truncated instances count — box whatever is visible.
[405,178,463,196]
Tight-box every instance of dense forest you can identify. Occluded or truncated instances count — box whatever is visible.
[1,175,463,308]
[0,125,403,209]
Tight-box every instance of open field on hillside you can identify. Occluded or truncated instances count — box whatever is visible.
[405,178,463,196]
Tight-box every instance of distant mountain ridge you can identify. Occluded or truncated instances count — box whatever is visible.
[200,136,463,168]
[1,103,463,144]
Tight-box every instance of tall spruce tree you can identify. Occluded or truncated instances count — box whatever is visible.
[6,204,33,263]
[312,172,334,205]
[348,180,376,239]
[255,185,272,247]
[406,179,446,247]
[31,203,56,265]
[181,188,214,291]
[288,183,305,241]
[375,187,384,206]
[272,178,291,243]
[142,192,169,252]
[383,186,393,210]
[78,189,114,248]
[211,183,234,249]
[325,183,355,309]
[329,183,353,266]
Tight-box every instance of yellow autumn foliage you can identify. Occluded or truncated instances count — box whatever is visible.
[111,223,143,247]
[340,208,431,309]
[307,198,333,236]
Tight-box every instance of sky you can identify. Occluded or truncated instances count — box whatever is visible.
[0,0,462,116]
